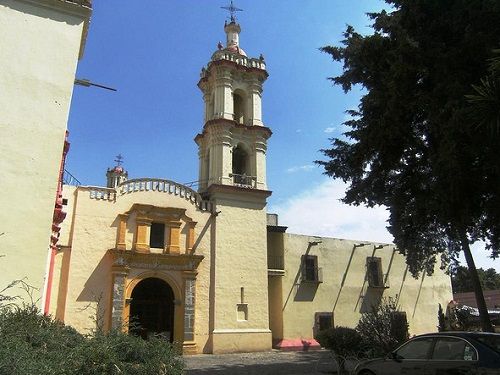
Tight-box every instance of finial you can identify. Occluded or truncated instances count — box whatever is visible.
[221,1,243,23]
[114,154,124,166]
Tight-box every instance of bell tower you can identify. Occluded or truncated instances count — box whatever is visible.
[195,6,273,353]
[196,17,271,192]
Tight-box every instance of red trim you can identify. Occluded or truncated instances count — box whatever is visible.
[44,131,70,315]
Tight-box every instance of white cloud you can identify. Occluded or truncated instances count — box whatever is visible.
[271,179,393,243]
[286,165,315,173]
[324,127,336,133]
[458,242,500,272]
[271,179,500,271]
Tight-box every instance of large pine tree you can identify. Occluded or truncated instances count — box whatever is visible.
[318,0,500,331]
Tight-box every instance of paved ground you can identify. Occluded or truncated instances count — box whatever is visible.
[184,350,340,375]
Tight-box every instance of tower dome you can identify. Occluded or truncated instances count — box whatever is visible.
[106,154,128,188]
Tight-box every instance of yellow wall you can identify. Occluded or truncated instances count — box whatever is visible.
[51,185,213,352]
[278,233,452,340]
[206,189,272,353]
[0,0,90,302]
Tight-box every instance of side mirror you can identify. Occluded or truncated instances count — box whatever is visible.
[388,352,402,362]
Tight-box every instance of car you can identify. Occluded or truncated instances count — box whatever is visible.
[354,331,500,375]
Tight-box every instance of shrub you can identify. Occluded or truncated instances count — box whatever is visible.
[0,305,184,375]
[356,297,409,357]
[316,326,365,357]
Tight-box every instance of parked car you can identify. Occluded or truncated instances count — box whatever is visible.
[354,332,500,375]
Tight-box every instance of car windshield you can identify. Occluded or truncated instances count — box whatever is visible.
[475,335,500,354]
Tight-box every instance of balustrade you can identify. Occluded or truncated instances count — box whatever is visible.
[85,178,213,212]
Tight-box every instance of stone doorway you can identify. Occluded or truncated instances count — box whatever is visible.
[129,277,175,342]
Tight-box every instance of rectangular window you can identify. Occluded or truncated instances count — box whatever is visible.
[301,255,322,283]
[150,222,165,248]
[366,257,384,287]
[315,312,333,332]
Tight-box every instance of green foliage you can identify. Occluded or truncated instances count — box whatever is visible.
[318,0,500,275]
[452,266,500,293]
[316,326,365,358]
[437,304,446,332]
[318,0,500,332]
[355,297,409,357]
[0,305,184,375]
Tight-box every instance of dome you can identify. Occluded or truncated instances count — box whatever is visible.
[224,45,247,57]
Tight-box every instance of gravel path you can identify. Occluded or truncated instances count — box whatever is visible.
[184,350,339,374]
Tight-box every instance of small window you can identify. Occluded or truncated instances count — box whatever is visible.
[396,338,433,360]
[301,255,322,283]
[390,311,408,338]
[150,222,165,248]
[432,338,477,361]
[315,312,333,332]
[367,257,384,287]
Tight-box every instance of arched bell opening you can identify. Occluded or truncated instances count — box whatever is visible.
[233,90,247,124]
[129,277,175,342]
[232,144,252,186]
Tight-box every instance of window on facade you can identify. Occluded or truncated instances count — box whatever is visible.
[150,222,165,248]
[366,257,384,287]
[390,311,408,338]
[301,255,321,283]
[315,312,333,332]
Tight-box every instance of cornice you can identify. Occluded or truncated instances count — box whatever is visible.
[16,0,92,59]
[206,183,272,199]
[195,119,272,142]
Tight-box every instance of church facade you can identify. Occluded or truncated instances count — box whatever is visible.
[47,17,453,354]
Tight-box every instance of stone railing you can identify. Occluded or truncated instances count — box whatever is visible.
[206,51,266,72]
[230,173,257,188]
[85,178,213,212]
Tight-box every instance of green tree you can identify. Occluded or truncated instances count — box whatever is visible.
[318,0,500,331]
[452,266,500,293]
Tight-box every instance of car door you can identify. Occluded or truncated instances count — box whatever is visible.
[387,337,434,375]
[426,337,479,375]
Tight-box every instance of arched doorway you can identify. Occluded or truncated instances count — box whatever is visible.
[129,277,175,342]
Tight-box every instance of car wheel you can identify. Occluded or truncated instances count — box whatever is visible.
[358,371,375,375]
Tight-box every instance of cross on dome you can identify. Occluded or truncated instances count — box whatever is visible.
[114,154,124,167]
[221,1,243,23]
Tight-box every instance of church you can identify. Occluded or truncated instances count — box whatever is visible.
[46,14,453,354]
[5,1,452,354]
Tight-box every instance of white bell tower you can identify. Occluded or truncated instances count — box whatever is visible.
[194,9,273,353]
[195,18,271,193]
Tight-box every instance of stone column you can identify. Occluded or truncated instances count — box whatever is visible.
[110,261,130,331]
[166,221,181,255]
[186,222,197,254]
[134,217,151,253]
[182,271,197,354]
[116,214,128,250]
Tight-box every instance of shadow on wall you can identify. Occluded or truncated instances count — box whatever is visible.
[4,0,85,26]
[360,288,384,313]
[294,282,319,302]
[76,252,113,331]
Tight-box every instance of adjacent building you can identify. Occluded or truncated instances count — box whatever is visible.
[0,0,91,305]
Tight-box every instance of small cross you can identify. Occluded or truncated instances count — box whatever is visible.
[114,154,124,166]
[221,1,243,23]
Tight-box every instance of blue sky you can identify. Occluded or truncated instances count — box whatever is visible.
[67,1,499,272]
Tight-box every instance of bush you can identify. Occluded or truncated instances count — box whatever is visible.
[316,326,365,357]
[356,297,409,357]
[0,305,184,375]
